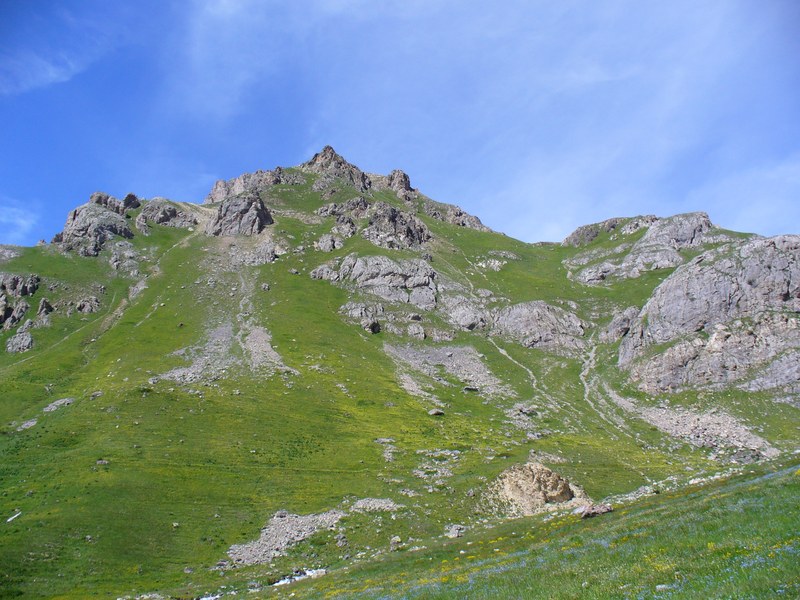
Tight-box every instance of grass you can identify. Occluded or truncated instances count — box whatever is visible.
[0,178,797,598]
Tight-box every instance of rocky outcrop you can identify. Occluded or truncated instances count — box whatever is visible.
[205,166,304,204]
[206,193,273,236]
[491,301,586,354]
[317,196,370,220]
[619,235,800,393]
[301,145,371,193]
[562,217,628,247]
[2,300,29,330]
[315,234,343,252]
[53,195,135,256]
[423,200,490,232]
[487,462,589,517]
[87,191,141,215]
[0,273,39,297]
[76,296,100,314]
[371,169,417,202]
[312,253,438,310]
[6,330,33,353]
[135,198,198,232]
[567,213,729,284]
[362,202,431,249]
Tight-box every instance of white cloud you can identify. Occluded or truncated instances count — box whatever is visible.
[0,198,41,245]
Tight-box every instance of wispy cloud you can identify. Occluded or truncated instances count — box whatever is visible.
[683,154,800,236]
[0,197,41,245]
[0,3,125,96]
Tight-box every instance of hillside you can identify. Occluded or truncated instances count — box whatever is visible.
[1,146,798,598]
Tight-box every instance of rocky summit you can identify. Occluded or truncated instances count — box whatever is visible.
[0,146,798,598]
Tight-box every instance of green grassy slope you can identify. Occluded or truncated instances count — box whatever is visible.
[0,176,797,598]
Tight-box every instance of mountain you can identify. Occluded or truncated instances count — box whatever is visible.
[1,147,797,598]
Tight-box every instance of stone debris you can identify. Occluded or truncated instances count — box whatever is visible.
[43,398,74,412]
[350,498,404,513]
[385,343,515,398]
[16,418,37,431]
[228,510,345,566]
[444,524,466,538]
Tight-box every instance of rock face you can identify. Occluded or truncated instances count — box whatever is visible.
[619,235,800,392]
[135,199,197,232]
[600,306,640,343]
[314,253,438,310]
[301,145,371,193]
[566,212,727,284]
[53,194,135,256]
[488,462,589,517]
[362,202,431,249]
[205,166,303,204]
[492,301,586,354]
[206,193,273,236]
[423,200,491,232]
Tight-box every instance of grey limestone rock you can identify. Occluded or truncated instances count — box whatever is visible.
[315,234,344,252]
[362,202,431,249]
[76,296,100,314]
[54,196,134,256]
[599,306,640,343]
[136,198,198,231]
[88,191,141,215]
[206,193,273,236]
[332,254,438,309]
[36,298,53,317]
[205,166,303,204]
[422,200,490,232]
[6,330,33,353]
[619,234,800,393]
[2,300,29,330]
[0,273,39,297]
[301,145,371,193]
[568,213,726,285]
[491,301,586,354]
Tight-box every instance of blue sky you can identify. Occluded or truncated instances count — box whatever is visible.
[1,0,799,245]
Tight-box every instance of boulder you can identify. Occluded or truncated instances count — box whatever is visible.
[206,193,273,236]
[315,234,343,252]
[76,296,100,313]
[6,331,33,353]
[581,503,613,519]
[489,462,590,517]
